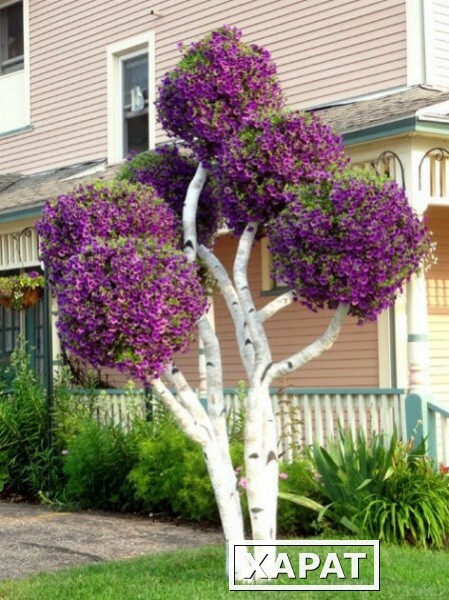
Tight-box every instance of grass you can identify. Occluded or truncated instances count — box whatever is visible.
[0,543,449,599]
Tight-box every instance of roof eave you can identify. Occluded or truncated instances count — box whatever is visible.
[342,116,417,145]
[0,203,43,224]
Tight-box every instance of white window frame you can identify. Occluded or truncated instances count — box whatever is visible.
[107,32,155,165]
[0,0,30,133]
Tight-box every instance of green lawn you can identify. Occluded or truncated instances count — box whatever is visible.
[0,543,448,600]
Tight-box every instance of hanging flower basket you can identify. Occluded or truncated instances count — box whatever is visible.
[0,295,12,309]
[22,286,44,309]
[0,272,45,311]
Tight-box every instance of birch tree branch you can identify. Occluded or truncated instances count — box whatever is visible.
[198,244,255,377]
[165,362,209,424]
[258,290,294,323]
[198,316,230,450]
[181,162,219,407]
[152,377,210,445]
[233,222,271,368]
[183,163,208,262]
[265,303,350,384]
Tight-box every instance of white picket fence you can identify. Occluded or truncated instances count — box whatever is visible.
[224,387,406,462]
[69,388,153,429]
[71,387,406,462]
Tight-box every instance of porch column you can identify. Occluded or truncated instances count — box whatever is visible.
[406,190,431,394]
[406,271,431,394]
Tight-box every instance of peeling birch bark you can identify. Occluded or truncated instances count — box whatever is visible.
[165,364,209,423]
[152,377,209,445]
[244,382,278,578]
[199,316,229,452]
[161,367,246,568]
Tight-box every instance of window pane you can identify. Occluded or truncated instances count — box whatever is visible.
[125,113,149,155]
[122,53,149,156]
[6,2,23,60]
[0,1,24,74]
[123,54,148,109]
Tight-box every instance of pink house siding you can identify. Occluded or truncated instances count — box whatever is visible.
[0,0,407,174]
[175,236,379,389]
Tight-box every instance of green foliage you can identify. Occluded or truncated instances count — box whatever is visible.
[62,420,146,511]
[277,457,322,535]
[309,427,398,529]
[0,340,61,498]
[280,428,449,548]
[361,449,449,548]
[0,272,45,310]
[130,416,220,522]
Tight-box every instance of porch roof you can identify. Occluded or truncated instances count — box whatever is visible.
[312,84,449,143]
[0,160,119,222]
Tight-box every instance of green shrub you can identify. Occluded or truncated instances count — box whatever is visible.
[360,449,449,548]
[307,427,399,531]
[130,415,244,523]
[280,428,449,548]
[130,416,216,521]
[62,419,147,511]
[0,341,62,498]
[277,457,322,535]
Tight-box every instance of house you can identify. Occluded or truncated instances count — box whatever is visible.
[0,0,448,454]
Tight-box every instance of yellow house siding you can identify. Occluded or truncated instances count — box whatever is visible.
[427,206,449,406]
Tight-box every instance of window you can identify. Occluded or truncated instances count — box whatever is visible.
[0,1,23,75]
[122,52,149,156]
[26,298,45,381]
[107,33,155,164]
[0,292,45,382]
[0,0,29,134]
[0,306,20,361]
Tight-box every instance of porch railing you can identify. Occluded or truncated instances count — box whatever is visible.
[428,402,449,467]
[406,393,449,467]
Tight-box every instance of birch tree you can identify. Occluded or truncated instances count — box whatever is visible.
[38,26,431,581]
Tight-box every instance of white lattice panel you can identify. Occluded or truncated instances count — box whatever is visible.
[0,228,40,270]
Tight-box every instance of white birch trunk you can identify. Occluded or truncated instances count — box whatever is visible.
[161,159,352,583]
[244,381,278,578]
[198,244,255,377]
[156,370,247,573]
[178,162,248,578]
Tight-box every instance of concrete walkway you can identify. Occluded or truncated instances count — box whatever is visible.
[0,501,222,580]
